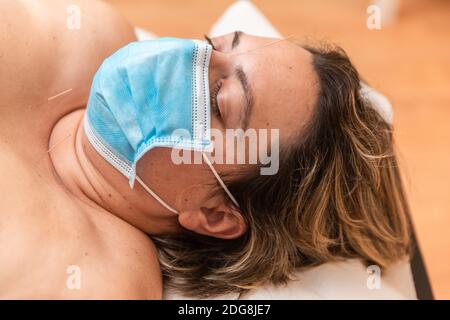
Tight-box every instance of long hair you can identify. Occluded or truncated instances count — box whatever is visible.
[153,43,411,298]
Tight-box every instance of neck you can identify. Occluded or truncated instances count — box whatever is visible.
[48,109,179,235]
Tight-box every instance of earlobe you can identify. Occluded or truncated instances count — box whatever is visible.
[178,204,247,240]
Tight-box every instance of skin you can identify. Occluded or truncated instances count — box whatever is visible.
[0,0,317,298]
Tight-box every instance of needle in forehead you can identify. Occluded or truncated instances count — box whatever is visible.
[228,34,296,57]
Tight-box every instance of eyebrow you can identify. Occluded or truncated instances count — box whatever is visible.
[235,65,253,129]
[231,31,242,49]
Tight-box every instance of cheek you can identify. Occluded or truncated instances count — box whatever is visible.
[141,149,213,183]
[136,149,183,206]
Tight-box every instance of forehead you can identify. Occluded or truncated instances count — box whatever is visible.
[231,34,318,140]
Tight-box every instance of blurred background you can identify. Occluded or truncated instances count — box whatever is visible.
[105,0,450,299]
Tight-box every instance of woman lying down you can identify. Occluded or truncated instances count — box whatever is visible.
[0,0,411,299]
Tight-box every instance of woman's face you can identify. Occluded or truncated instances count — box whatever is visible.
[135,32,318,233]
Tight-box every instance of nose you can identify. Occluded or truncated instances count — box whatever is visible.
[208,50,231,88]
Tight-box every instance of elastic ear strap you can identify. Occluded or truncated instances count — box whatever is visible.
[135,175,179,215]
[202,153,240,208]
[135,155,239,214]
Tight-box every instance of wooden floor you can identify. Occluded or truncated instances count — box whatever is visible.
[106,0,450,299]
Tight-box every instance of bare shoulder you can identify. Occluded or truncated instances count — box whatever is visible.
[66,210,163,300]
[121,239,163,300]
[94,226,163,300]
[0,202,163,299]
[0,0,136,123]
[0,146,161,299]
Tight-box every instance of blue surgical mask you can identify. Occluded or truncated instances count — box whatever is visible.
[84,38,238,214]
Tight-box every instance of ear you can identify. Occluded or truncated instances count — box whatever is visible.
[178,203,247,239]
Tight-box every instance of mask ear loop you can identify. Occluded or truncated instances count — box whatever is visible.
[135,175,179,215]
[202,152,240,208]
[135,154,239,215]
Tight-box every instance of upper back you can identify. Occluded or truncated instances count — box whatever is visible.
[0,0,136,151]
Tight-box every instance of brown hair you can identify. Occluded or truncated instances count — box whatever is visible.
[153,43,411,298]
